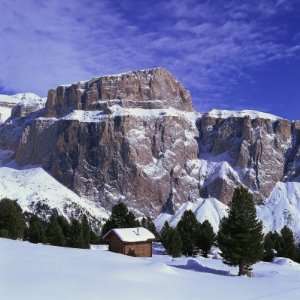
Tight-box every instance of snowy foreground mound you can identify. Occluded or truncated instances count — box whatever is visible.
[156,182,300,239]
[1,238,300,300]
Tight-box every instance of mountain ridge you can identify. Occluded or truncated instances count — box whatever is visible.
[0,67,300,237]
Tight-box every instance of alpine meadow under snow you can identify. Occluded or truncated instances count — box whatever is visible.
[1,238,300,300]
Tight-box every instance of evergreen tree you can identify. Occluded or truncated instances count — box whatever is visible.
[217,187,264,276]
[165,228,182,258]
[27,215,46,244]
[141,217,158,239]
[101,203,139,236]
[111,203,130,227]
[46,215,65,247]
[263,232,275,262]
[81,215,91,249]
[126,211,140,227]
[90,229,101,244]
[280,226,296,260]
[0,198,26,239]
[69,219,84,248]
[160,221,171,251]
[270,231,283,256]
[196,220,216,257]
[101,218,116,237]
[56,215,71,243]
[177,210,198,256]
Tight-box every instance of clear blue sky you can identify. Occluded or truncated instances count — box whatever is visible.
[0,0,299,119]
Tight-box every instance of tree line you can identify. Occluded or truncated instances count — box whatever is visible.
[160,187,300,276]
[2,190,300,277]
[101,202,158,237]
[160,212,216,259]
[0,198,158,248]
[0,198,100,249]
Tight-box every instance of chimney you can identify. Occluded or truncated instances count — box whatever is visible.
[136,227,140,235]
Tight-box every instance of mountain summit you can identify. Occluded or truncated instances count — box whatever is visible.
[45,67,194,118]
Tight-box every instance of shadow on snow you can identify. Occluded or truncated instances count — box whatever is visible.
[171,259,232,277]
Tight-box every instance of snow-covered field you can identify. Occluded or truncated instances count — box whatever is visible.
[1,238,300,300]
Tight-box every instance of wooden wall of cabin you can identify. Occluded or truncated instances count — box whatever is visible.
[123,242,152,257]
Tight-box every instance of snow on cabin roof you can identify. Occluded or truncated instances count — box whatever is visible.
[104,227,155,243]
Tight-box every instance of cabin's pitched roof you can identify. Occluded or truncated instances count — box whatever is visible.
[103,227,155,243]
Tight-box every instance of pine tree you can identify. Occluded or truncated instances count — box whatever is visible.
[196,220,216,257]
[270,231,283,256]
[177,210,198,256]
[166,228,182,258]
[81,215,91,249]
[101,203,139,236]
[160,221,171,251]
[46,215,65,247]
[263,232,275,262]
[90,229,101,244]
[69,219,84,248]
[56,215,71,243]
[126,211,140,227]
[27,215,46,244]
[217,187,264,276]
[280,226,296,260]
[0,198,26,239]
[141,217,158,239]
[111,203,130,227]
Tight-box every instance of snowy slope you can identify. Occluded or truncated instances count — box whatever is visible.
[0,150,109,224]
[206,109,283,121]
[155,197,228,232]
[1,238,300,300]
[0,93,46,106]
[257,182,300,239]
[0,93,46,123]
[156,182,300,240]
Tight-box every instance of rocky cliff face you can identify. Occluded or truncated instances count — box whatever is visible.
[1,68,300,217]
[45,68,193,117]
[12,68,199,216]
[197,110,300,204]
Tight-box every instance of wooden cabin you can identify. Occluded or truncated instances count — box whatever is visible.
[103,227,155,257]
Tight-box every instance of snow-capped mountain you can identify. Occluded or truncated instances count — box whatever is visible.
[257,182,300,239]
[155,197,228,233]
[0,150,108,227]
[0,67,300,237]
[155,181,300,239]
[0,93,46,123]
